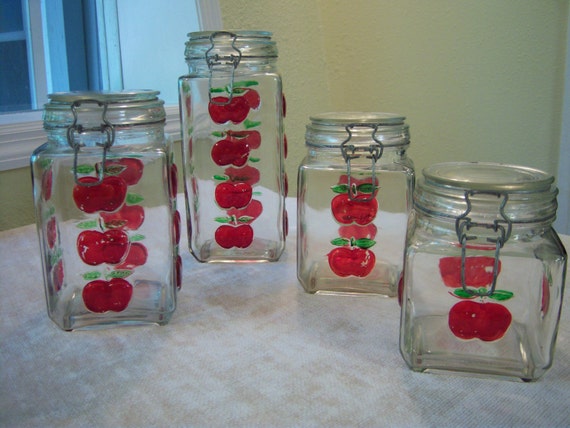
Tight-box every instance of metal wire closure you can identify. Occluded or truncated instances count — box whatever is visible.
[454,191,513,296]
[339,123,384,202]
[205,31,242,105]
[66,99,115,186]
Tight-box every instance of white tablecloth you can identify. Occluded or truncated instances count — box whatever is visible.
[1,197,569,427]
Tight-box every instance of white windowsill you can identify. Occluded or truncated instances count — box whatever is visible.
[0,105,181,172]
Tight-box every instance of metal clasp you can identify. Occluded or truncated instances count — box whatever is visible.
[455,190,512,296]
[340,123,383,202]
[66,99,115,186]
[205,31,242,105]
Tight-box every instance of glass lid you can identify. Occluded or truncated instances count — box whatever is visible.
[423,162,554,193]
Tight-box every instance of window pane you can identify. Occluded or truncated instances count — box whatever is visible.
[0,40,31,112]
[0,0,24,32]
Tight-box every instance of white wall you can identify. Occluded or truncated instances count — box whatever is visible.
[116,0,200,105]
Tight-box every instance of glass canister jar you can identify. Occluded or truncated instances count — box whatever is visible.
[297,112,414,295]
[179,30,286,262]
[399,162,567,381]
[31,91,181,330]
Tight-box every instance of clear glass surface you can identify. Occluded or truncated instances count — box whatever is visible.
[399,162,567,381]
[31,92,179,330]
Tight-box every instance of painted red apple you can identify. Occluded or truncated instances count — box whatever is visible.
[215,224,254,249]
[115,242,148,270]
[240,88,260,109]
[283,133,288,158]
[283,209,289,237]
[77,229,130,265]
[331,194,378,225]
[541,274,550,316]
[52,259,64,292]
[42,168,53,201]
[448,300,512,342]
[439,256,501,288]
[46,216,57,248]
[227,130,261,149]
[338,223,378,240]
[73,176,127,213]
[184,94,191,118]
[175,255,182,290]
[227,199,263,223]
[211,137,250,167]
[215,182,253,209]
[172,210,181,244]
[97,158,144,186]
[82,278,133,313]
[282,93,287,117]
[169,163,178,198]
[224,165,260,186]
[101,205,145,230]
[208,95,250,124]
[328,246,376,277]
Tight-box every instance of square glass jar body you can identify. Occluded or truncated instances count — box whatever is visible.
[297,146,414,296]
[400,216,567,381]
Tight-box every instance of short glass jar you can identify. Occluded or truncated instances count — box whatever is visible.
[399,162,567,381]
[297,112,414,295]
[179,31,286,262]
[31,91,180,330]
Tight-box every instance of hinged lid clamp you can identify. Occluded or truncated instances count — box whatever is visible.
[66,99,115,186]
[455,191,513,296]
[205,31,242,105]
[340,123,383,202]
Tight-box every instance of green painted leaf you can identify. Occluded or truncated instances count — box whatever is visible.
[212,131,224,138]
[39,159,53,169]
[331,237,350,246]
[252,191,262,196]
[214,174,228,181]
[130,234,146,242]
[244,119,261,129]
[104,164,126,176]
[233,80,259,87]
[230,87,247,94]
[215,216,232,224]
[453,288,476,299]
[249,157,260,163]
[107,270,132,279]
[83,271,101,280]
[488,289,514,301]
[210,87,225,93]
[77,220,98,229]
[75,164,95,174]
[49,248,62,266]
[357,183,378,194]
[126,193,144,205]
[237,216,254,223]
[331,184,349,194]
[354,238,376,249]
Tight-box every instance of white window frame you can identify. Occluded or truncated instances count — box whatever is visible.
[0,0,221,171]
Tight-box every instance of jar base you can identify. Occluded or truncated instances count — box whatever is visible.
[50,311,175,331]
[298,261,399,296]
[191,238,285,263]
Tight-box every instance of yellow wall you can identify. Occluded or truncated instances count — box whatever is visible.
[1,0,568,230]
[221,0,568,195]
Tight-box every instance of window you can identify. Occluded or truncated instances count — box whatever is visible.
[0,0,221,170]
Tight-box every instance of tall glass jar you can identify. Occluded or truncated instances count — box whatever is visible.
[179,31,286,262]
[400,162,567,381]
[297,112,414,295]
[31,91,180,330]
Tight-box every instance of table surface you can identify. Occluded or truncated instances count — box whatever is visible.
[1,197,569,427]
